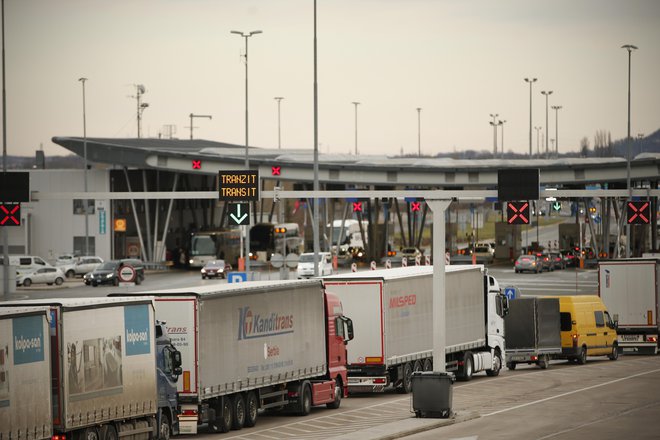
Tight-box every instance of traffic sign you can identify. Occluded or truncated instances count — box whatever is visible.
[218,170,259,202]
[352,202,363,212]
[118,265,137,283]
[271,166,281,176]
[503,286,518,300]
[498,168,539,201]
[114,218,127,232]
[627,200,650,224]
[228,203,250,226]
[552,201,562,212]
[228,272,248,283]
[270,253,284,268]
[285,253,300,269]
[0,203,20,226]
[507,202,530,224]
[411,201,422,212]
[192,160,202,169]
[0,171,29,202]
[99,209,106,234]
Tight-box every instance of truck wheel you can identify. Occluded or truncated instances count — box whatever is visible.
[158,413,171,440]
[608,343,619,361]
[99,425,117,440]
[80,427,100,440]
[326,378,342,409]
[577,346,587,365]
[210,398,232,433]
[486,350,502,376]
[232,394,246,430]
[538,354,549,369]
[396,362,414,394]
[506,362,516,371]
[244,391,258,427]
[423,358,433,371]
[413,359,423,372]
[299,383,312,416]
[458,352,473,381]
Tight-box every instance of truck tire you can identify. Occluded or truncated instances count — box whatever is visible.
[538,354,549,369]
[486,350,502,376]
[158,413,171,440]
[458,352,473,381]
[80,427,100,440]
[210,398,232,433]
[299,383,312,416]
[413,359,423,372]
[608,343,619,361]
[244,391,258,427]
[326,378,342,409]
[577,346,587,365]
[506,362,516,371]
[99,425,117,440]
[232,394,246,430]
[423,358,433,371]
[396,362,413,394]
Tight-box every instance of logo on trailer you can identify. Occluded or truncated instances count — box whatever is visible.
[124,305,151,356]
[12,315,45,364]
[237,306,294,340]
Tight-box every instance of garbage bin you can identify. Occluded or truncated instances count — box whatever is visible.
[411,371,454,418]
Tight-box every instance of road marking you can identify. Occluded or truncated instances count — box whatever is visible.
[482,367,660,417]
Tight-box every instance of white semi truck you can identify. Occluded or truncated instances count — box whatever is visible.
[322,265,508,393]
[598,258,660,354]
[116,279,354,434]
[0,298,182,440]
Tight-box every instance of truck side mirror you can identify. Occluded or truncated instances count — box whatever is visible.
[172,349,183,376]
[340,316,354,343]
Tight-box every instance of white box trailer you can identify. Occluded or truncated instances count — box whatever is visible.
[0,297,181,440]
[322,265,508,393]
[121,279,354,434]
[598,258,660,354]
[0,306,53,440]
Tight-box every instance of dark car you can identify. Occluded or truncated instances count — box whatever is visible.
[560,249,578,267]
[536,253,554,272]
[548,252,566,270]
[84,259,145,287]
[201,260,230,279]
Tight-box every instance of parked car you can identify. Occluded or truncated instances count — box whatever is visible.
[17,267,65,287]
[55,253,79,266]
[296,252,333,278]
[201,259,230,279]
[59,256,104,278]
[548,252,566,270]
[83,259,145,287]
[514,254,540,273]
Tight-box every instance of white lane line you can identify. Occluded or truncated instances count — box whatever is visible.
[482,367,660,417]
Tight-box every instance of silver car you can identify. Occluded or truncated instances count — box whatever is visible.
[514,255,540,273]
[17,267,66,287]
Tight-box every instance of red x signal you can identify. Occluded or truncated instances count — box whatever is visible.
[192,160,202,169]
[352,202,363,212]
[507,202,529,225]
[411,201,421,212]
[0,203,21,226]
[271,166,281,176]
[627,201,650,224]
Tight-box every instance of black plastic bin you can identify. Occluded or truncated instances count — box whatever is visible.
[411,371,455,418]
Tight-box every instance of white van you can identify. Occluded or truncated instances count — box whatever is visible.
[296,252,333,278]
[0,255,54,275]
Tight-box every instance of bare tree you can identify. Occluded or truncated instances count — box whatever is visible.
[580,137,590,157]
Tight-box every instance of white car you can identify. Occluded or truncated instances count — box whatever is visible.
[296,252,333,278]
[59,256,104,278]
[17,267,66,287]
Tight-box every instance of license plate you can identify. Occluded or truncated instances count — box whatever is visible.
[620,334,643,342]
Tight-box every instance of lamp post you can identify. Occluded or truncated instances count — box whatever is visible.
[134,84,148,138]
[622,44,637,258]
[275,97,284,148]
[416,107,422,156]
[499,120,506,158]
[188,113,212,140]
[541,91,553,158]
[524,78,537,157]
[534,126,542,158]
[489,113,499,156]
[79,77,89,256]
[231,29,262,274]
[352,101,360,155]
[551,105,562,158]
[2,0,9,296]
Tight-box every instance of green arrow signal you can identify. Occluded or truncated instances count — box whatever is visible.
[552,201,562,212]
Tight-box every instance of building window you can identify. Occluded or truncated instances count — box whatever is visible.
[74,236,96,256]
[73,199,95,215]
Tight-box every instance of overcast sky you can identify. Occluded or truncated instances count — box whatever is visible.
[3,0,660,158]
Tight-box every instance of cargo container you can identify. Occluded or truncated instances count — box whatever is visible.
[1,306,53,440]
[0,297,182,440]
[504,297,562,370]
[322,265,508,393]
[113,279,354,434]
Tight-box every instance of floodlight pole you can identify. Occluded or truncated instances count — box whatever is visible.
[2,0,9,296]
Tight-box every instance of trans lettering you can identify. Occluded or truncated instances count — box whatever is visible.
[221,187,257,198]
[238,306,294,340]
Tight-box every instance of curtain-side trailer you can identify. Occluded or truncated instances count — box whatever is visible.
[322,265,508,393]
[117,279,354,434]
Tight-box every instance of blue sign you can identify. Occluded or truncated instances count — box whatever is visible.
[13,315,45,365]
[99,208,106,235]
[503,287,518,300]
[228,272,247,283]
[124,305,151,356]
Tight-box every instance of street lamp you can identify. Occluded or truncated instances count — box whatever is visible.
[188,113,212,140]
[489,113,499,156]
[79,77,89,256]
[551,105,562,158]
[231,29,262,274]
[541,91,553,158]
[352,101,360,155]
[499,120,506,158]
[416,107,422,156]
[275,97,284,148]
[524,78,537,157]
[134,84,148,138]
[534,126,542,158]
[622,43,637,258]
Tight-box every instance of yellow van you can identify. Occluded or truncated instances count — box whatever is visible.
[553,295,619,364]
